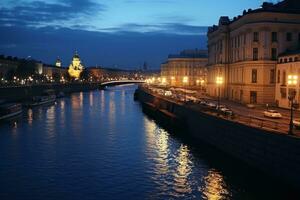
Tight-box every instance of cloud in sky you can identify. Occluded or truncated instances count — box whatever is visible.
[0,0,266,33]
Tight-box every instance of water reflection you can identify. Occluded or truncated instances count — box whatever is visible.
[89,92,94,107]
[70,93,83,136]
[108,91,116,126]
[154,128,170,176]
[120,90,126,116]
[27,109,33,126]
[45,106,56,138]
[173,144,192,195]
[201,170,230,200]
[100,90,105,115]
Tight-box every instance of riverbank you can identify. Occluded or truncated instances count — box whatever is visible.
[0,82,101,102]
[135,86,300,188]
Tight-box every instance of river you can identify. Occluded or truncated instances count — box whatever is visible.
[0,85,298,200]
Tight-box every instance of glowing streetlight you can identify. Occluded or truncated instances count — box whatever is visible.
[161,77,167,86]
[183,76,188,84]
[288,74,298,135]
[216,76,223,110]
[183,76,188,102]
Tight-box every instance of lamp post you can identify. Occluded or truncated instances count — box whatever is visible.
[288,75,298,135]
[216,76,223,110]
[171,76,175,86]
[183,76,188,102]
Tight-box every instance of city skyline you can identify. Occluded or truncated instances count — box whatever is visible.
[0,0,277,68]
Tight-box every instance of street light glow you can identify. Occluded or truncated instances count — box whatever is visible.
[288,74,298,86]
[183,76,188,84]
[216,77,223,85]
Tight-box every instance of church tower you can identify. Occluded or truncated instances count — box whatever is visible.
[55,57,62,67]
[68,51,84,79]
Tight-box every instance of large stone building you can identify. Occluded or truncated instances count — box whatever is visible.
[0,58,19,78]
[207,0,300,105]
[161,49,208,87]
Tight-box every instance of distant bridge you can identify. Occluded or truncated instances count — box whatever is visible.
[100,80,145,87]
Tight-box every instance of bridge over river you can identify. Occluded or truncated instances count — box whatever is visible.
[100,79,145,87]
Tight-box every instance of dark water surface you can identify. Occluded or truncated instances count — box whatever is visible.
[0,85,298,200]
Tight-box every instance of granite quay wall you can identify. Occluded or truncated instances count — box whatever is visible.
[136,87,300,188]
[0,83,100,101]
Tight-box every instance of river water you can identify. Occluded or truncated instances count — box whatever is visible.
[0,85,298,200]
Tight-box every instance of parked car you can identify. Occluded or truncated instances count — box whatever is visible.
[263,110,282,119]
[198,100,207,106]
[206,102,217,108]
[220,107,234,116]
[164,91,172,96]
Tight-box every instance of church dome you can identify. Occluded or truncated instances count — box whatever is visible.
[73,52,80,59]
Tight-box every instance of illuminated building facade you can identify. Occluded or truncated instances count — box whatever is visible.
[207,0,300,104]
[275,51,300,109]
[161,49,208,87]
[68,52,84,79]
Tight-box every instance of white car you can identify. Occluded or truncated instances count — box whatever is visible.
[206,102,217,108]
[263,110,282,119]
[164,91,172,96]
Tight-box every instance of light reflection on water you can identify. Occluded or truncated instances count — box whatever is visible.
[201,170,229,200]
[0,85,298,200]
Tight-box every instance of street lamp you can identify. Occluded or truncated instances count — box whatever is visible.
[171,76,175,86]
[216,76,223,110]
[183,76,188,102]
[162,77,166,86]
[288,74,298,135]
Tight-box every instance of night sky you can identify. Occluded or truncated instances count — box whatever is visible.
[0,0,276,69]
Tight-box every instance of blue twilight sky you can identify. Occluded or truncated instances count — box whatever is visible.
[0,0,278,69]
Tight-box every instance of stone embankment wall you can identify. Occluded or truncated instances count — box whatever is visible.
[0,83,100,101]
[136,87,300,188]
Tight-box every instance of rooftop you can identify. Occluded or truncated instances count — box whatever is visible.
[168,49,208,59]
[208,0,300,33]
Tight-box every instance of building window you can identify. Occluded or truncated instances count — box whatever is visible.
[250,91,257,104]
[253,32,259,42]
[282,70,286,85]
[253,48,258,61]
[284,58,288,63]
[287,32,292,41]
[271,48,277,60]
[272,32,277,42]
[270,69,275,84]
[280,88,287,99]
[252,69,257,83]
[289,57,293,62]
[295,57,298,62]
[277,70,280,83]
[235,37,237,48]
